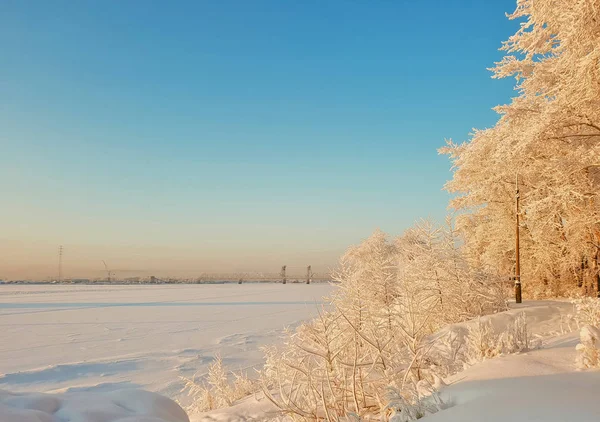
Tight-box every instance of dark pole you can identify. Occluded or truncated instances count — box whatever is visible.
[515,174,522,303]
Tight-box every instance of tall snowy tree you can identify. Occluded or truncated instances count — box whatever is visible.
[441,0,600,297]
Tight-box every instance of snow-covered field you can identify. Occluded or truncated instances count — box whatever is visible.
[0,284,333,420]
[2,285,600,422]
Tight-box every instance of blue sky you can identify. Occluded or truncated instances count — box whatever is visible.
[0,0,519,279]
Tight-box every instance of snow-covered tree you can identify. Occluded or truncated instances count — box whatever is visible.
[440,0,600,297]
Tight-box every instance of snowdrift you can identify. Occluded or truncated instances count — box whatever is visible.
[0,388,189,422]
[423,330,600,422]
[421,301,600,421]
[195,300,600,422]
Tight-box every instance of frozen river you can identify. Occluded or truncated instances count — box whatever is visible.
[0,283,333,404]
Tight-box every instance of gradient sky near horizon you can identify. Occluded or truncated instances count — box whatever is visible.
[1,0,519,280]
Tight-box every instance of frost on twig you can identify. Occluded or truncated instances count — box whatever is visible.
[259,223,506,421]
[180,355,257,413]
[466,312,531,364]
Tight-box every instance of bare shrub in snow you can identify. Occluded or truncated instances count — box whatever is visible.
[181,356,256,413]
[428,329,469,377]
[559,312,577,335]
[466,318,503,362]
[466,312,530,363]
[384,386,444,422]
[260,223,505,421]
[500,312,530,354]
[576,325,600,369]
[572,298,600,328]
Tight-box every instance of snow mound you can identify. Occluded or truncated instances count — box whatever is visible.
[422,327,600,421]
[0,388,190,422]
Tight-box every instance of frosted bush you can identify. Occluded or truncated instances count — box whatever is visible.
[429,329,468,377]
[500,312,530,354]
[466,318,502,362]
[181,356,257,413]
[385,387,444,422]
[572,298,600,327]
[466,312,530,363]
[559,312,577,334]
[575,325,600,369]
[260,223,506,421]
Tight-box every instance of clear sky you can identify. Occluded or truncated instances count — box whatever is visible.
[1,0,519,280]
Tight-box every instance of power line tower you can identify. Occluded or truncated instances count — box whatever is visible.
[102,260,112,282]
[280,265,287,284]
[306,265,312,284]
[58,245,63,282]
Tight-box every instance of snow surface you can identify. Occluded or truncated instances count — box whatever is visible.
[424,301,600,422]
[0,388,189,422]
[3,286,599,422]
[0,284,333,420]
[424,330,600,422]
